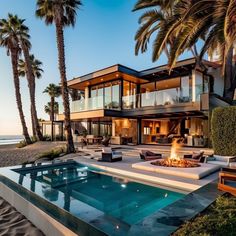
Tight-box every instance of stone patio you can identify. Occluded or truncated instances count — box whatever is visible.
[62,145,218,192]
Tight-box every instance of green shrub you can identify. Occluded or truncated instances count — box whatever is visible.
[17,140,27,148]
[30,136,38,143]
[173,195,236,236]
[43,135,51,141]
[39,146,66,160]
[211,106,236,155]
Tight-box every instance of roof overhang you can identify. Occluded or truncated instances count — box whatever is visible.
[68,64,148,90]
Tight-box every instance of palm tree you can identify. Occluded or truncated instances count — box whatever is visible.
[36,0,82,153]
[133,0,197,61]
[15,19,44,141]
[18,55,44,138]
[170,0,236,101]
[43,84,61,141]
[0,14,31,144]
[44,101,59,120]
[134,0,236,101]
[69,88,83,101]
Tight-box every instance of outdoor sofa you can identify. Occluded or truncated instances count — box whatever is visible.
[98,147,122,162]
[218,167,236,196]
[183,150,206,163]
[140,150,162,161]
[206,155,236,167]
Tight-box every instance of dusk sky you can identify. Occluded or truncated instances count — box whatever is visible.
[0,0,192,135]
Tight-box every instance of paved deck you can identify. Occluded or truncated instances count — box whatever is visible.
[63,145,218,193]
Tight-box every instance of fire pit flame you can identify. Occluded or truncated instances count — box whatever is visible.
[151,139,200,168]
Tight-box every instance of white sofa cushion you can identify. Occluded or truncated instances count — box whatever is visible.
[213,155,235,162]
[207,160,229,167]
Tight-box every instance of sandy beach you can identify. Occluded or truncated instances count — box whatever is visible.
[0,141,69,235]
[0,196,44,236]
[0,141,67,167]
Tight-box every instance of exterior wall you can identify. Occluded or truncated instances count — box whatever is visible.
[208,67,224,96]
[112,118,137,144]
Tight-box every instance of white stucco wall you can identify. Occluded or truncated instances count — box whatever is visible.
[208,67,224,96]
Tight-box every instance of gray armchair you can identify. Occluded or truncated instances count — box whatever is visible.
[98,148,122,162]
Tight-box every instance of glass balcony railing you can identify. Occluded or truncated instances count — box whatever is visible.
[122,94,140,109]
[141,89,190,107]
[122,89,191,110]
[59,96,121,114]
[58,89,193,114]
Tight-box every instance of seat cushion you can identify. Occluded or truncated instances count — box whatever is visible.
[214,155,236,162]
[112,153,122,158]
[145,156,162,161]
[207,160,229,167]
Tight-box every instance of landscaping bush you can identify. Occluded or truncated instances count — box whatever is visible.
[211,106,236,155]
[38,146,66,160]
[43,135,51,141]
[173,194,236,236]
[17,140,27,148]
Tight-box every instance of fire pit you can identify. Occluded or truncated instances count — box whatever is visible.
[151,158,200,168]
[151,139,200,168]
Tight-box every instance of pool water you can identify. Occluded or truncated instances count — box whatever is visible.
[15,163,184,234]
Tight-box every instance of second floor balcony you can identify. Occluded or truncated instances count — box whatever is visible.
[59,88,203,114]
[122,88,194,110]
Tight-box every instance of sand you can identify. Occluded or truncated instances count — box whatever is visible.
[0,141,69,235]
[0,141,66,167]
[0,197,44,236]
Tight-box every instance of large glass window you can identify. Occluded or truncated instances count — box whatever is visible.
[122,81,137,109]
[90,80,121,110]
[203,75,209,93]
[90,120,112,137]
[104,83,112,109]
[112,81,120,109]
[156,78,181,105]
[180,76,190,102]
[195,72,203,101]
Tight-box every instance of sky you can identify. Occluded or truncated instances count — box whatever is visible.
[0,0,192,135]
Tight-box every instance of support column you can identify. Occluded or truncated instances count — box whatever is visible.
[192,70,196,102]
[85,87,89,110]
[112,118,116,137]
[137,118,142,145]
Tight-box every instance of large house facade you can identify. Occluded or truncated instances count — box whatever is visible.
[57,58,230,147]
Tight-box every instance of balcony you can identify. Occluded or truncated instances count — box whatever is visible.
[59,89,200,114]
[122,89,192,110]
[59,96,120,114]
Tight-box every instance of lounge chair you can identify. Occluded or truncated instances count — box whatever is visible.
[206,155,236,167]
[140,150,162,161]
[218,167,236,196]
[98,147,122,162]
[183,150,205,163]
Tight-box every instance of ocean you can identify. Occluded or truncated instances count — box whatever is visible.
[0,135,24,145]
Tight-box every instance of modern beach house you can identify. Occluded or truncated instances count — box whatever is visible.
[57,58,230,147]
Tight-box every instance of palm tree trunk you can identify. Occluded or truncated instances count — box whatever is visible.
[55,20,75,153]
[31,105,36,137]
[50,97,55,141]
[224,47,234,101]
[10,48,31,145]
[20,41,43,141]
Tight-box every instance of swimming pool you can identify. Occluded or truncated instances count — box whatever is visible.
[10,162,184,235]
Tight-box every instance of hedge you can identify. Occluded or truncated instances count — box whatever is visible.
[211,106,236,155]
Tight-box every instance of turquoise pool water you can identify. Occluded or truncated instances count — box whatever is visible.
[15,162,184,235]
